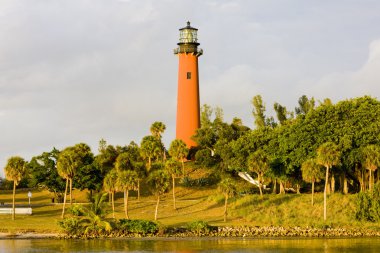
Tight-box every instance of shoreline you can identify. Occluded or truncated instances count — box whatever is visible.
[2,226,380,239]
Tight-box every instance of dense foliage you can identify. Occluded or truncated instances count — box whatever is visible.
[3,95,380,224]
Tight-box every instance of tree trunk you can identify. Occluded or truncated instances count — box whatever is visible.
[224,194,228,222]
[172,175,176,210]
[69,178,73,204]
[272,179,277,194]
[124,190,129,219]
[359,168,364,192]
[324,165,330,221]
[124,189,129,218]
[12,181,16,220]
[148,157,152,171]
[279,181,285,194]
[331,173,335,194]
[137,180,140,201]
[112,192,115,219]
[258,185,263,196]
[343,175,348,194]
[61,178,69,218]
[296,184,300,194]
[311,181,315,206]
[181,160,185,177]
[326,181,331,195]
[369,169,372,192]
[154,195,160,221]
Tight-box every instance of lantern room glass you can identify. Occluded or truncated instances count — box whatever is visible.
[179,29,198,44]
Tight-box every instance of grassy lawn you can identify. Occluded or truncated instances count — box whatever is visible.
[0,186,233,233]
[0,184,378,233]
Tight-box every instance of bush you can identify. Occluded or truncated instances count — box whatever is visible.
[118,219,159,235]
[186,220,212,235]
[58,217,83,236]
[68,204,86,216]
[355,182,380,222]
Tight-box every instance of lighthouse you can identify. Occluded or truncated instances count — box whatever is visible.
[174,21,203,147]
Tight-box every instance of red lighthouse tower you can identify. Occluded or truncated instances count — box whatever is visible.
[174,21,203,147]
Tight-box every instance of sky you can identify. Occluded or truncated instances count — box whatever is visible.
[1,0,380,176]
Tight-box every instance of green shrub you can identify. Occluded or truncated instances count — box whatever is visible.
[58,217,83,236]
[68,204,86,216]
[355,182,380,222]
[118,219,159,235]
[186,220,212,235]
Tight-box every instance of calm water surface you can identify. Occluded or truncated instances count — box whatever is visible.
[0,238,380,253]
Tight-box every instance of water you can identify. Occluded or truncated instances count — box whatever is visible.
[0,238,380,252]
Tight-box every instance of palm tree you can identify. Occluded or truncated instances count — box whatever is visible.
[81,192,112,237]
[117,170,138,219]
[316,142,340,221]
[301,158,324,206]
[165,159,182,210]
[361,145,380,192]
[147,170,170,221]
[150,121,166,138]
[247,150,270,196]
[218,177,237,222]
[57,147,77,218]
[150,122,167,161]
[4,156,26,220]
[57,143,93,218]
[115,152,134,171]
[103,169,118,218]
[140,135,161,170]
[169,139,189,175]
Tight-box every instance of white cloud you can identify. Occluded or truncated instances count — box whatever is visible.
[310,39,380,101]
[1,1,380,176]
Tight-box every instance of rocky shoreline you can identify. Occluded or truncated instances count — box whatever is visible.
[1,226,380,239]
[194,226,380,238]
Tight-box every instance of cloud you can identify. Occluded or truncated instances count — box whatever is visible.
[1,1,380,177]
[310,39,380,102]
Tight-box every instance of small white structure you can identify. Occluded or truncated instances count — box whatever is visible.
[238,172,267,189]
[0,208,32,215]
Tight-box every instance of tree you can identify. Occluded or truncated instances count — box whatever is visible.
[28,148,66,202]
[95,140,119,176]
[274,102,289,125]
[81,192,112,236]
[117,170,138,219]
[4,156,27,220]
[147,170,170,221]
[247,150,270,196]
[169,139,189,175]
[57,143,93,218]
[150,121,166,138]
[165,159,182,210]
[251,95,266,129]
[218,177,237,222]
[150,122,166,161]
[115,147,146,201]
[103,169,118,218]
[295,95,315,115]
[301,158,324,205]
[200,104,213,128]
[115,152,134,171]
[361,145,380,192]
[140,135,162,170]
[316,142,340,221]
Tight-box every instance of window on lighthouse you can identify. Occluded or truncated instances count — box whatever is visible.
[187,72,191,79]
